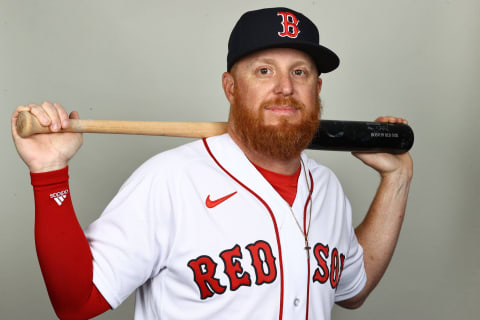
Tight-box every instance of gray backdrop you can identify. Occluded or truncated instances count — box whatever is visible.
[1,0,479,319]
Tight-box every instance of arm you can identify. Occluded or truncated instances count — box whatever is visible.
[12,102,111,318]
[337,116,413,309]
[32,167,111,319]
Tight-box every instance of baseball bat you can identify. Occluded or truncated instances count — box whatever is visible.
[16,111,414,153]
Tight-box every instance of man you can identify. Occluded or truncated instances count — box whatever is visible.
[11,7,412,320]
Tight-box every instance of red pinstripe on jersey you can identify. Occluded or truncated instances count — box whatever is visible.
[304,172,314,320]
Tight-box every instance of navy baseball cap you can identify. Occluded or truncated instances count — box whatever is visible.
[227,7,339,74]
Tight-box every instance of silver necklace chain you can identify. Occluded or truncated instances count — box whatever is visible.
[288,158,313,259]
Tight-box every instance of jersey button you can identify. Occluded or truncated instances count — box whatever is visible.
[294,298,301,306]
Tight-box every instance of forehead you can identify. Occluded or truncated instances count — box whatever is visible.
[236,47,316,69]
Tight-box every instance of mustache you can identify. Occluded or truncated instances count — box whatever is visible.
[260,97,305,110]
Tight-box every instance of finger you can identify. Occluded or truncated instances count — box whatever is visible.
[53,103,70,128]
[40,101,62,132]
[28,103,52,127]
[68,111,83,140]
[12,105,31,121]
[375,116,394,123]
[375,116,408,124]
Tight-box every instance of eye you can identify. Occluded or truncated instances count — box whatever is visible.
[257,67,272,75]
[293,69,306,76]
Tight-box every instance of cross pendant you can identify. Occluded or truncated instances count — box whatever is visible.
[305,239,311,259]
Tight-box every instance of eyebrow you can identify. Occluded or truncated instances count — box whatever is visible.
[247,57,315,69]
[248,58,276,66]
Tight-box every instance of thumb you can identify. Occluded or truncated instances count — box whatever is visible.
[61,111,80,129]
[69,111,80,119]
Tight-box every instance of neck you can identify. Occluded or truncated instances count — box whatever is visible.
[228,125,301,175]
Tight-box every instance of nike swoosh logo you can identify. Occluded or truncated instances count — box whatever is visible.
[206,191,237,208]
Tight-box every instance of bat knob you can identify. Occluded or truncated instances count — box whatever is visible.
[16,111,48,138]
[16,111,33,138]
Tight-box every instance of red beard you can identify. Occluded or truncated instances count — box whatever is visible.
[230,94,321,160]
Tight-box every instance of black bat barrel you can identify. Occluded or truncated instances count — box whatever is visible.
[308,120,414,154]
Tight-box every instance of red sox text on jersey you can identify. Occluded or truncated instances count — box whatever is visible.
[188,240,345,299]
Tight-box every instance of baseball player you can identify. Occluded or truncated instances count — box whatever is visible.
[11,7,412,320]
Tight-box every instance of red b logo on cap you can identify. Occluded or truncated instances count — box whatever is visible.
[277,11,300,38]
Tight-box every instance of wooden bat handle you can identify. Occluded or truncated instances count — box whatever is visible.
[16,111,228,138]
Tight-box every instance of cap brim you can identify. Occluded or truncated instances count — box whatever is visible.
[287,42,340,73]
[228,41,339,73]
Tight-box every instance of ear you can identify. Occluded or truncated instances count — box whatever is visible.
[222,72,235,104]
[317,77,323,95]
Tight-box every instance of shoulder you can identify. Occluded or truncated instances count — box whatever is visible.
[302,153,355,232]
[301,153,351,208]
[119,139,210,188]
[123,134,237,185]
[143,139,208,170]
[301,153,343,188]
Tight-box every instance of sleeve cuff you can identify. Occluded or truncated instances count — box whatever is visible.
[335,271,367,302]
[30,166,69,187]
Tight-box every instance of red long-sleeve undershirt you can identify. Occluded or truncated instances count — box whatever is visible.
[30,165,300,319]
[31,167,110,319]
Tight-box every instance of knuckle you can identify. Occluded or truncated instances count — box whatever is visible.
[54,103,68,114]
[30,105,44,114]
[41,101,51,108]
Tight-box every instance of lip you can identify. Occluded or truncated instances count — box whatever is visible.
[264,105,299,114]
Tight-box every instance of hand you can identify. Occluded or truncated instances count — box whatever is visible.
[11,102,83,173]
[352,116,413,180]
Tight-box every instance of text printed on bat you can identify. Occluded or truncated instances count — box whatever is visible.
[371,132,399,138]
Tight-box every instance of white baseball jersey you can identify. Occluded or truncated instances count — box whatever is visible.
[85,133,366,320]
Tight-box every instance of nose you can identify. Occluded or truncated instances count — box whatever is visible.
[274,71,294,96]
